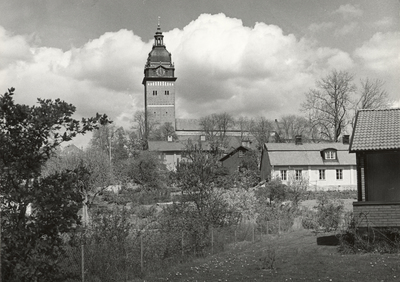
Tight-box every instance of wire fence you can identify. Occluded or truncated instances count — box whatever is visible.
[62,219,290,282]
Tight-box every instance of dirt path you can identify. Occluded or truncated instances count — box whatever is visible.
[145,230,400,282]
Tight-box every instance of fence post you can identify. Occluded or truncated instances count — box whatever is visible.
[211,227,214,255]
[266,221,269,235]
[252,226,255,242]
[234,230,236,247]
[278,219,281,235]
[81,244,85,282]
[140,233,144,273]
[181,231,184,257]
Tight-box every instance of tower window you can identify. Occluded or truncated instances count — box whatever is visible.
[165,90,169,95]
[153,90,157,96]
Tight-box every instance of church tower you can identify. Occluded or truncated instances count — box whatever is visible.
[142,19,177,138]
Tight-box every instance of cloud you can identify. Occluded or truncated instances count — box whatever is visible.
[0,26,33,68]
[354,31,400,107]
[354,32,400,72]
[308,22,334,33]
[334,4,363,19]
[373,17,395,29]
[334,22,359,37]
[1,13,373,147]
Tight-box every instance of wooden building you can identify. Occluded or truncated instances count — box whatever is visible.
[350,108,400,228]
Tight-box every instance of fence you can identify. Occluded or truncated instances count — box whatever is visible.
[62,219,290,282]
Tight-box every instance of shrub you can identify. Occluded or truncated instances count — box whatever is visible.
[315,194,344,231]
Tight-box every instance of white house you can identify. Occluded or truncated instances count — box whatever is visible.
[260,137,357,191]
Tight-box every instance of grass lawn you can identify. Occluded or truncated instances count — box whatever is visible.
[144,229,400,282]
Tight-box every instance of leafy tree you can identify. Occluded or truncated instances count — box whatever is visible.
[112,126,129,162]
[302,70,356,142]
[42,147,113,208]
[122,151,168,190]
[0,88,109,281]
[149,122,178,141]
[168,148,239,252]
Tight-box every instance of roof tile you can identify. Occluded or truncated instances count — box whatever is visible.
[350,109,400,151]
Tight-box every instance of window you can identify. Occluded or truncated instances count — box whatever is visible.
[165,90,169,95]
[295,170,302,180]
[280,170,287,181]
[238,150,244,158]
[152,90,157,96]
[336,169,343,180]
[319,169,325,180]
[324,151,336,160]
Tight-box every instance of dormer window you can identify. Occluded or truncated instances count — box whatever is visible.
[322,149,337,161]
[325,151,336,160]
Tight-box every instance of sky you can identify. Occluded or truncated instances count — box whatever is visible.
[1,0,399,148]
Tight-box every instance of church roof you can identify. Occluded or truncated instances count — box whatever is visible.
[145,22,173,67]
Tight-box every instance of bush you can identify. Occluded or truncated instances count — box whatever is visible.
[300,195,344,232]
[316,194,344,231]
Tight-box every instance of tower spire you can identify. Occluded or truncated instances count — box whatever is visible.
[157,16,161,31]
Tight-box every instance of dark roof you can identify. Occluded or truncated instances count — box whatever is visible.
[219,145,250,162]
[350,108,400,152]
[264,143,355,166]
[148,141,212,152]
[148,141,186,152]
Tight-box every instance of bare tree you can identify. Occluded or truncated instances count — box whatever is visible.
[250,116,273,149]
[279,115,312,141]
[301,70,356,142]
[132,110,159,141]
[199,112,235,148]
[237,116,252,141]
[356,78,390,110]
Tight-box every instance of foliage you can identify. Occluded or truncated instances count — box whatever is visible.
[256,177,287,203]
[165,148,241,253]
[101,188,171,206]
[122,151,168,190]
[228,150,260,189]
[0,87,109,281]
[285,173,309,206]
[315,194,344,231]
[221,188,258,222]
[150,122,178,141]
[42,147,113,207]
[302,70,356,142]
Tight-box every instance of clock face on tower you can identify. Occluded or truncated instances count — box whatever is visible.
[156,67,165,76]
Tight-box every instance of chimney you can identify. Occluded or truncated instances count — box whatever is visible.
[342,135,350,145]
[241,140,250,148]
[167,135,173,142]
[295,135,302,145]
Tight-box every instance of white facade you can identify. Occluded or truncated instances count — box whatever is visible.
[271,165,357,190]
